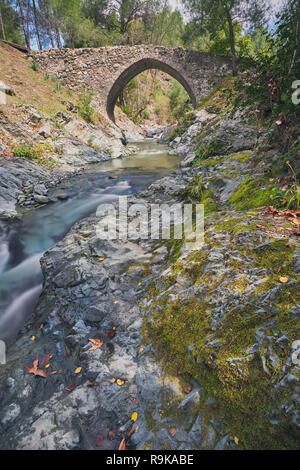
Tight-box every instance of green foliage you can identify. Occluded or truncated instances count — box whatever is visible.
[230,177,273,210]
[0,0,25,45]
[12,143,55,168]
[169,78,192,121]
[230,174,300,211]
[30,60,39,72]
[240,0,300,119]
[78,87,95,123]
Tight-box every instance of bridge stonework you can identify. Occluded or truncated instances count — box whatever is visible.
[30,46,233,121]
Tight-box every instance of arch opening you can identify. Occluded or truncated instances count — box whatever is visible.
[106,58,197,122]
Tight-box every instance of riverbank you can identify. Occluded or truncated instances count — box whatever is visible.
[0,110,299,450]
[0,64,299,450]
[0,41,143,222]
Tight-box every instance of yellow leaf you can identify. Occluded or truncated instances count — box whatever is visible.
[75,367,82,374]
[139,347,144,353]
[138,282,142,287]
[116,379,124,386]
[31,336,36,341]
[280,277,289,283]
[234,437,239,445]
[135,426,139,433]
[45,364,50,369]
[114,300,119,305]
[131,412,138,422]
[98,257,104,262]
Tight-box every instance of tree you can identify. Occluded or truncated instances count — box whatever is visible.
[17,0,31,48]
[0,7,6,40]
[0,1,25,44]
[183,0,268,75]
[32,0,42,49]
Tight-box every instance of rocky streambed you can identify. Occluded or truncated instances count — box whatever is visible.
[0,107,299,450]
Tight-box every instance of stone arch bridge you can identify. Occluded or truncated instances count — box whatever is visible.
[30,46,233,122]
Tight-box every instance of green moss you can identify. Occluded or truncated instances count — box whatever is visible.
[228,275,249,292]
[143,237,299,450]
[228,151,254,163]
[213,216,248,232]
[193,156,225,168]
[201,190,218,215]
[230,177,273,210]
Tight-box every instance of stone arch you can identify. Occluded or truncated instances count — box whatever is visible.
[106,57,198,122]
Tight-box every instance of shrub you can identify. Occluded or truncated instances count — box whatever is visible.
[78,87,95,123]
[12,143,55,168]
[30,60,39,71]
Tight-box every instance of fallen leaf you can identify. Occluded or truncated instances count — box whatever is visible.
[139,347,144,353]
[106,330,115,338]
[88,381,96,387]
[127,427,136,438]
[40,352,53,368]
[48,369,61,375]
[169,428,177,437]
[45,364,50,369]
[118,437,126,450]
[88,338,103,351]
[98,257,105,262]
[130,397,139,405]
[75,367,82,374]
[26,354,48,378]
[138,282,142,287]
[31,336,36,341]
[234,436,239,445]
[280,277,289,283]
[113,300,119,305]
[116,379,124,386]
[131,412,138,422]
[66,385,76,392]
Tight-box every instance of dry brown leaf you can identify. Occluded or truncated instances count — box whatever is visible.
[118,437,126,450]
[88,338,103,351]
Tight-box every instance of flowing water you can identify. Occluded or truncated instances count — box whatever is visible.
[0,141,180,343]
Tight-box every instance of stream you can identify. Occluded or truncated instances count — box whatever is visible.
[0,140,180,344]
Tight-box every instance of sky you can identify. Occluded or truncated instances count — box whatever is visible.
[169,0,287,27]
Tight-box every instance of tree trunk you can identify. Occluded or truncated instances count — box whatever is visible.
[47,15,55,48]
[225,8,238,76]
[18,0,31,49]
[0,9,6,41]
[55,26,61,48]
[32,0,42,50]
